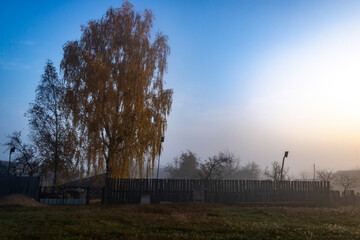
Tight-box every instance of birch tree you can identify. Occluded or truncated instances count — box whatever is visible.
[27,60,76,185]
[61,2,173,178]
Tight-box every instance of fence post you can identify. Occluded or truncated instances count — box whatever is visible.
[38,186,42,202]
[101,186,105,205]
[86,187,90,205]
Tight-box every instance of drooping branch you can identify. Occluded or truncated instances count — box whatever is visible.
[61,2,172,178]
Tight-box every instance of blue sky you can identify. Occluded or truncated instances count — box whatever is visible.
[2,0,360,176]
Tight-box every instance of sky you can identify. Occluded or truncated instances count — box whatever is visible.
[1,0,360,177]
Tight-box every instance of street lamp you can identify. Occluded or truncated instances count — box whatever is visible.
[156,136,165,179]
[280,151,289,181]
[8,147,15,176]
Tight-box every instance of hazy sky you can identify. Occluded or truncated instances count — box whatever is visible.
[1,0,360,177]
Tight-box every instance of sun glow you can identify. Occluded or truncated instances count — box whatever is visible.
[248,17,360,140]
[231,17,360,170]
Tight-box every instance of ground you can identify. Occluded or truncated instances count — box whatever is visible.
[0,194,44,207]
[1,200,360,239]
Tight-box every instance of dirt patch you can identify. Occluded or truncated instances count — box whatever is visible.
[0,194,44,207]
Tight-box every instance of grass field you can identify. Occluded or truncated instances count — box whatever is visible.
[1,203,360,240]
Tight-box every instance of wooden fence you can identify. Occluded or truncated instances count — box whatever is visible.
[330,190,360,206]
[103,178,330,206]
[0,176,40,200]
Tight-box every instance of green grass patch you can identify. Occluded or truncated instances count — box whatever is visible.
[1,204,360,239]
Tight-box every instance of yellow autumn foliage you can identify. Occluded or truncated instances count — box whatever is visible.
[61,2,172,178]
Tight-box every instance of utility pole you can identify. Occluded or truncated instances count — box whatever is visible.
[156,136,165,179]
[7,147,15,176]
[280,151,289,181]
[313,164,316,181]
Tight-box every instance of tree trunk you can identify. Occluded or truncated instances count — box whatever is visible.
[53,164,57,186]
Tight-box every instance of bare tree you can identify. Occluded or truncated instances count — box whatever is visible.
[165,150,199,179]
[316,169,334,182]
[335,173,359,192]
[199,151,240,180]
[3,131,40,176]
[61,2,173,178]
[27,60,76,186]
[300,171,311,180]
[315,168,334,189]
[264,161,292,181]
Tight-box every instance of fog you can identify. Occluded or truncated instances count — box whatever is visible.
[161,16,360,177]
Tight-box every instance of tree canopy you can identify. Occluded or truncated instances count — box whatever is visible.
[3,131,39,177]
[61,2,173,178]
[199,151,239,180]
[264,161,292,181]
[199,151,260,180]
[166,150,261,180]
[165,151,200,179]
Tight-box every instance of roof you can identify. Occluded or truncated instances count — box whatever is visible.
[335,169,360,177]
[62,174,106,188]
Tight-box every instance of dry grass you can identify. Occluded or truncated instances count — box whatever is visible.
[1,203,360,239]
[0,194,44,207]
